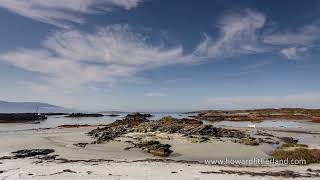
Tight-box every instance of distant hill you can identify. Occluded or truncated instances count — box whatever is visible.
[0,100,72,113]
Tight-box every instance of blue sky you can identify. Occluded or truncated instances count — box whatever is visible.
[0,0,320,111]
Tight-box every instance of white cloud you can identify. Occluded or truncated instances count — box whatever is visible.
[0,25,183,89]
[192,9,268,60]
[0,0,142,28]
[264,23,320,59]
[204,92,320,109]
[280,46,308,60]
[263,24,320,45]
[144,92,166,97]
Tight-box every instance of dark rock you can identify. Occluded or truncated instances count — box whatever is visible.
[0,156,13,160]
[0,113,47,123]
[121,113,152,123]
[106,114,119,117]
[88,113,151,143]
[66,113,104,118]
[11,149,54,158]
[44,113,69,116]
[135,141,173,157]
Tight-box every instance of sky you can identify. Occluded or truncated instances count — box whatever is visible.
[0,0,320,112]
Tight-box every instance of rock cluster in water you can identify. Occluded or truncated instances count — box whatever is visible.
[66,113,104,118]
[0,113,47,123]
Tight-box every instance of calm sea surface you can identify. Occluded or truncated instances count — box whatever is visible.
[0,112,319,134]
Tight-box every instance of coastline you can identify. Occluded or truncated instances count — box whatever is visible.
[1,123,320,179]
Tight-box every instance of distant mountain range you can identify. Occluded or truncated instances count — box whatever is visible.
[0,100,72,113]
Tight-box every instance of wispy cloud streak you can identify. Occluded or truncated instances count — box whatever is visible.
[0,0,142,28]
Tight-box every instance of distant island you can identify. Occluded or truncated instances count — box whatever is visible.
[0,100,71,113]
[189,108,320,123]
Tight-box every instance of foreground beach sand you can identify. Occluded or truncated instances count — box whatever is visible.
[1,126,320,179]
[2,158,320,180]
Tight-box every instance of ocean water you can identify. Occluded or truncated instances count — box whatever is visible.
[204,119,319,130]
[0,112,191,133]
[1,112,319,134]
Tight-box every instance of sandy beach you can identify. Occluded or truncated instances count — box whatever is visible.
[1,123,320,180]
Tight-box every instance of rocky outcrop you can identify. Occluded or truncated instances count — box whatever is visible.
[89,115,247,145]
[88,113,151,143]
[191,108,320,122]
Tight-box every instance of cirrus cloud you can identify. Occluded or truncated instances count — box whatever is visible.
[0,25,184,89]
[192,9,268,60]
[0,0,142,28]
